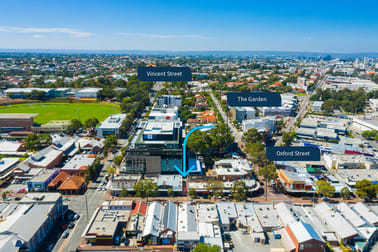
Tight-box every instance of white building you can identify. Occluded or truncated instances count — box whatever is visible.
[75,88,102,98]
[232,107,256,123]
[312,101,324,112]
[242,118,276,136]
[96,114,127,138]
[156,95,182,106]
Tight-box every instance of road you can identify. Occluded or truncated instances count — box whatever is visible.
[52,153,115,252]
[209,91,243,142]
[275,74,328,146]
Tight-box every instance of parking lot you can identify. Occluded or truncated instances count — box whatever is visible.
[230,230,284,252]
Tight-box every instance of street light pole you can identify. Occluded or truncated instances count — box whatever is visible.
[265,160,268,201]
[85,194,89,223]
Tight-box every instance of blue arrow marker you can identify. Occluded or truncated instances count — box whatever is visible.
[175,125,216,177]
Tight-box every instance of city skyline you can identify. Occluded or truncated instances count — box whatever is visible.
[1,0,378,53]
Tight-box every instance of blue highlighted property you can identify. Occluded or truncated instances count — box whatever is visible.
[175,125,216,177]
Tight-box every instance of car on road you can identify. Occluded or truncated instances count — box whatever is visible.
[73,214,80,220]
[96,187,102,191]
[62,231,69,238]
[68,222,75,229]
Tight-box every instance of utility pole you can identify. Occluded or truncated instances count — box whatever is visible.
[77,99,80,121]
[265,160,268,201]
[85,194,89,223]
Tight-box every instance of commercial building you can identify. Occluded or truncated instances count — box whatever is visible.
[34,120,71,133]
[0,113,37,133]
[196,203,223,249]
[216,202,237,231]
[4,88,55,99]
[125,120,183,175]
[27,168,60,192]
[285,221,326,252]
[143,201,177,245]
[61,154,96,176]
[231,107,256,123]
[242,117,276,137]
[0,158,19,179]
[177,202,200,251]
[0,193,63,252]
[352,118,378,133]
[26,145,63,169]
[74,88,102,98]
[85,200,132,245]
[148,106,179,121]
[47,170,86,194]
[156,95,182,106]
[324,153,378,170]
[369,99,378,112]
[108,174,142,196]
[312,101,324,112]
[213,158,252,181]
[277,169,314,194]
[96,114,127,138]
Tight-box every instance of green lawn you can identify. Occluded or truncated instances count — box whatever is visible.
[0,102,121,124]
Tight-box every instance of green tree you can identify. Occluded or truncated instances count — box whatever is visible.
[113,156,123,166]
[245,141,266,167]
[133,179,158,201]
[340,186,351,199]
[1,191,7,200]
[193,243,221,252]
[104,134,117,153]
[189,188,197,199]
[26,90,47,100]
[24,134,52,151]
[187,131,210,155]
[167,187,174,197]
[208,123,234,155]
[84,117,99,129]
[257,162,278,183]
[355,179,376,200]
[106,166,115,175]
[282,131,295,146]
[314,180,335,198]
[66,119,83,135]
[321,99,339,113]
[98,87,116,100]
[206,180,224,199]
[119,187,128,197]
[230,181,248,201]
[242,128,262,143]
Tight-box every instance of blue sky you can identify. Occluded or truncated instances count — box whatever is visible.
[0,0,377,52]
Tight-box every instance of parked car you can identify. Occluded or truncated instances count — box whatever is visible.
[62,231,69,238]
[73,214,80,220]
[322,197,330,202]
[68,222,75,229]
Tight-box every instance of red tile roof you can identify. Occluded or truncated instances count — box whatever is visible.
[131,201,148,216]
[58,176,85,190]
[48,171,70,187]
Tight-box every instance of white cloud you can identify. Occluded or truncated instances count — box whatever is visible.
[118,32,209,39]
[0,26,92,37]
[32,34,44,38]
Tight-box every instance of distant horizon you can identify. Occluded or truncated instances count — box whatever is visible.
[1,48,378,57]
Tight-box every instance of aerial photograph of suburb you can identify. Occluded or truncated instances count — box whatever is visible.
[0,1,377,252]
